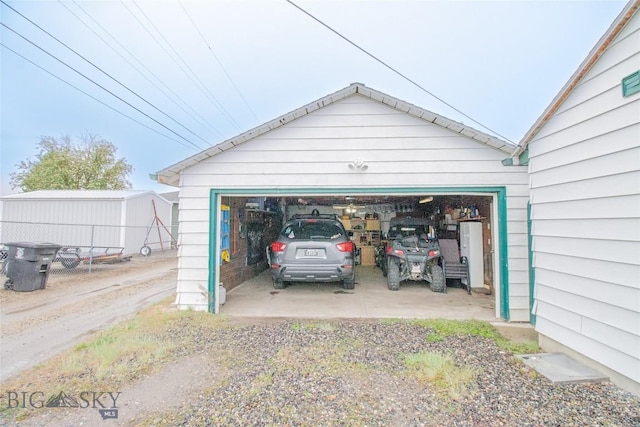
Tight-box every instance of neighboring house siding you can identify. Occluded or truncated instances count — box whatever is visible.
[0,192,173,257]
[174,95,530,319]
[528,13,640,385]
[1,199,121,247]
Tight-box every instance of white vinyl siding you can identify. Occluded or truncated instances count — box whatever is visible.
[529,12,640,385]
[174,95,530,318]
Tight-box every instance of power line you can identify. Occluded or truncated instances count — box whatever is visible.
[286,0,514,144]
[0,21,205,151]
[0,0,211,148]
[0,42,199,150]
[178,0,259,122]
[61,0,223,139]
[125,0,241,131]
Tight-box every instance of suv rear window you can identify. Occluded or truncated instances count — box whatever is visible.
[281,221,344,240]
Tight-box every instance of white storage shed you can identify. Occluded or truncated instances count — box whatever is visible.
[0,190,173,256]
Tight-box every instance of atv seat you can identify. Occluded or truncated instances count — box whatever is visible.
[439,239,471,294]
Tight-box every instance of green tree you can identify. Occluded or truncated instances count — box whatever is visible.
[10,135,134,192]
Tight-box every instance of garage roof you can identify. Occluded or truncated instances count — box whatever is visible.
[156,82,514,187]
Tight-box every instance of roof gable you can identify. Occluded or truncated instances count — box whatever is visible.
[514,0,639,156]
[156,82,513,186]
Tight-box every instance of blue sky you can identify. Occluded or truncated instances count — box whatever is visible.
[0,0,627,196]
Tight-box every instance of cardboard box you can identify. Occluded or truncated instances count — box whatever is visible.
[360,245,376,266]
[365,219,380,230]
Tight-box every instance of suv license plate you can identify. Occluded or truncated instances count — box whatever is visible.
[305,249,318,256]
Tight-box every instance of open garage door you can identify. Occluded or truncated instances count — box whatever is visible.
[209,188,508,318]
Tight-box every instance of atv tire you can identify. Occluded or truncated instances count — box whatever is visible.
[429,264,446,293]
[387,258,400,291]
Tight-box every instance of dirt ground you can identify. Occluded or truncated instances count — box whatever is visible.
[0,251,179,382]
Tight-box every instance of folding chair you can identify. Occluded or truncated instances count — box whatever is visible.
[438,239,471,294]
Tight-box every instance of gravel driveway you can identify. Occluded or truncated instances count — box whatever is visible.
[4,316,640,427]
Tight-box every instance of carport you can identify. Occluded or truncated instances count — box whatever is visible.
[155,83,530,321]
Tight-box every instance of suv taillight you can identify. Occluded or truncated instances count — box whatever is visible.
[336,241,354,252]
[271,241,287,252]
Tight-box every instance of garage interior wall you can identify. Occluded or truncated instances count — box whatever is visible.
[170,92,530,320]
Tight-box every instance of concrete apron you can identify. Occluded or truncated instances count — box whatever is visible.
[221,265,498,321]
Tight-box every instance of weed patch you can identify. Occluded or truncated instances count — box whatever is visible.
[402,351,478,400]
[383,318,539,354]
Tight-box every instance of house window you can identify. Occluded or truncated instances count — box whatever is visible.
[622,70,640,97]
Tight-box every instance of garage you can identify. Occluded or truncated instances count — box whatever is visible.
[155,83,530,321]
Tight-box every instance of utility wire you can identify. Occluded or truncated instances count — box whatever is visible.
[0,21,205,150]
[179,0,259,122]
[0,43,198,150]
[286,0,514,144]
[0,0,211,148]
[127,0,241,131]
[63,0,222,139]
[119,0,230,129]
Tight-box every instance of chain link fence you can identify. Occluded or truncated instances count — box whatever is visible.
[0,220,177,277]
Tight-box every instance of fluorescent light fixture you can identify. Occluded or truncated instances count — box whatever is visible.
[419,196,433,204]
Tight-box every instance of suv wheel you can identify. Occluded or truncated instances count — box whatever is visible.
[273,278,286,289]
[429,264,446,293]
[342,277,355,290]
[387,258,400,291]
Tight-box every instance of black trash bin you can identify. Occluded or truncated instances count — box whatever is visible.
[4,242,61,291]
